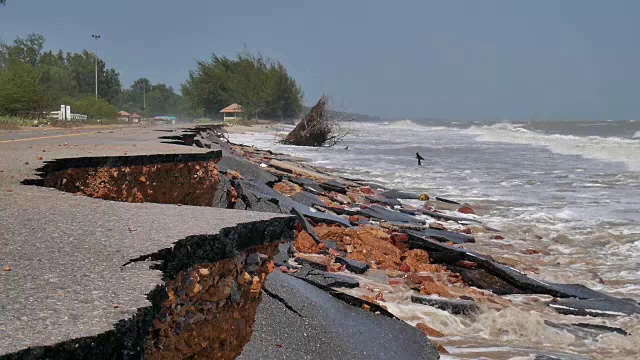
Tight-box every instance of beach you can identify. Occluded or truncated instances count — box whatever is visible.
[227,119,640,359]
[1,121,638,360]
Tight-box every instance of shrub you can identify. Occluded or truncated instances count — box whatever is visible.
[71,96,117,119]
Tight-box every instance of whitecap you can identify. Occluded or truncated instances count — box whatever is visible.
[462,123,640,171]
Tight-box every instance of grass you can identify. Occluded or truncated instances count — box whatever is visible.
[0,116,124,130]
[0,116,38,129]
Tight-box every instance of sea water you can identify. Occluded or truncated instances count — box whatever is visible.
[230,119,640,359]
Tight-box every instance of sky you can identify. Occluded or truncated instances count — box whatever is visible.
[1,0,639,120]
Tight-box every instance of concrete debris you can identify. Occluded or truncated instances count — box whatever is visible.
[12,122,633,359]
[411,295,480,315]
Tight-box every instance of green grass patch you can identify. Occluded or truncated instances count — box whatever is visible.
[0,116,38,129]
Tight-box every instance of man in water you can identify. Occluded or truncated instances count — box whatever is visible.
[416,152,425,166]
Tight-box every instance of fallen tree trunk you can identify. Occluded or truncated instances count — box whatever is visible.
[280,96,339,147]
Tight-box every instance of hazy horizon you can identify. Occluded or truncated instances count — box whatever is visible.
[2,0,639,121]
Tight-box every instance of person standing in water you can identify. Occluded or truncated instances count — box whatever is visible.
[416,152,425,166]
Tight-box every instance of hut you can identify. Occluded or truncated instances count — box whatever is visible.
[219,103,243,124]
[117,111,131,122]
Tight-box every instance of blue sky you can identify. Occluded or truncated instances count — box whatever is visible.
[1,0,639,120]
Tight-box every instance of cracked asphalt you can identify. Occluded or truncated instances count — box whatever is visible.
[239,271,439,360]
[0,125,288,355]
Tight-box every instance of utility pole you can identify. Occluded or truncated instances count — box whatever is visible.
[91,34,101,99]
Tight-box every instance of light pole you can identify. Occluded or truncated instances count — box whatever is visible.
[91,34,101,99]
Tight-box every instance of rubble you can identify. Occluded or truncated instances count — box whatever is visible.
[416,323,444,337]
[335,257,369,274]
[293,231,321,254]
[131,124,640,359]
[314,225,403,270]
[409,228,475,244]
[547,297,640,317]
[411,295,480,315]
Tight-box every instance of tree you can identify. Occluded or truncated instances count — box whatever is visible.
[0,34,45,69]
[122,77,152,112]
[38,63,78,109]
[37,50,78,106]
[280,96,350,147]
[182,52,302,120]
[0,58,44,115]
[0,33,123,117]
[146,83,180,116]
[182,55,235,117]
[65,50,121,103]
[131,78,152,95]
[117,78,183,117]
[265,62,303,119]
[71,96,116,119]
[100,68,121,104]
[229,53,269,119]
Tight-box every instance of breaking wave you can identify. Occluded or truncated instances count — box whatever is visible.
[633,131,640,139]
[384,119,451,131]
[387,119,420,128]
[463,123,640,171]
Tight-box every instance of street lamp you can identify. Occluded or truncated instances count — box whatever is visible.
[91,34,101,99]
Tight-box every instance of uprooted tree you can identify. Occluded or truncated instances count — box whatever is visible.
[280,96,350,147]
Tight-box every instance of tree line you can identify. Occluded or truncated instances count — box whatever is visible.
[1,33,304,122]
[181,53,303,120]
[116,78,186,118]
[0,34,122,118]
[0,34,186,119]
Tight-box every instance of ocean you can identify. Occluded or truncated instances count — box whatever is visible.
[230,119,640,359]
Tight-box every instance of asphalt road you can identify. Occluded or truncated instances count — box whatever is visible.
[0,125,287,355]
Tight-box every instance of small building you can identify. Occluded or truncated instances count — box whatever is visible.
[131,113,142,123]
[117,111,131,122]
[220,103,243,124]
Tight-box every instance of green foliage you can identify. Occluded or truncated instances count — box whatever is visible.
[146,83,180,116]
[0,34,44,68]
[0,33,121,116]
[0,58,45,115]
[116,77,184,117]
[182,52,302,120]
[70,96,117,119]
[0,116,36,129]
[65,50,121,103]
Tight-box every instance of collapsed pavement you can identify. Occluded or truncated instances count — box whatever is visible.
[0,126,441,360]
[168,124,639,358]
[1,138,297,359]
[4,123,637,359]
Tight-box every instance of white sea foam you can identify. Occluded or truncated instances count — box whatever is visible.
[385,119,451,131]
[463,123,640,171]
[230,126,640,358]
[387,119,418,128]
[633,130,640,139]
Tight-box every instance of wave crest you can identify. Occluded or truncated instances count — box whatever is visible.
[387,119,418,128]
[383,119,451,131]
[463,123,640,171]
